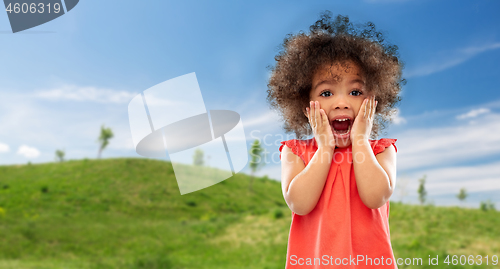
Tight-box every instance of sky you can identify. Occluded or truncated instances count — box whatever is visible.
[1,0,500,208]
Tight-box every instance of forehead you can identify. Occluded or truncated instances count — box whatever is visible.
[312,61,364,83]
[311,61,365,94]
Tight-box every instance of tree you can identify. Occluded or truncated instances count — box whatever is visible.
[193,148,204,166]
[480,199,496,212]
[55,149,65,162]
[249,139,265,192]
[417,175,427,205]
[97,125,114,159]
[456,188,467,204]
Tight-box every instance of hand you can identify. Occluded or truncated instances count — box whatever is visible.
[306,101,336,150]
[350,96,377,143]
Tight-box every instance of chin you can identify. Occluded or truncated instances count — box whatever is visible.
[335,139,352,149]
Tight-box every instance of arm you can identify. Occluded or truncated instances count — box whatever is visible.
[281,145,333,215]
[350,96,397,209]
[352,140,397,209]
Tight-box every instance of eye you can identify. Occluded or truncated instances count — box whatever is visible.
[350,89,363,96]
[320,90,332,97]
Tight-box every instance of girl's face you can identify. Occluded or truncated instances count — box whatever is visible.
[307,61,372,148]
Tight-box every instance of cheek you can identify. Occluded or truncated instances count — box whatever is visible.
[354,97,368,115]
[354,108,360,117]
[354,104,363,116]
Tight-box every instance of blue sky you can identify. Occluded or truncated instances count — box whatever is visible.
[1,0,500,208]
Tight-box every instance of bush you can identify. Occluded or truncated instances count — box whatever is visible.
[480,199,495,211]
[273,208,284,219]
[41,186,49,193]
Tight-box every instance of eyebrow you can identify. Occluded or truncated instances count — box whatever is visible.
[312,79,336,92]
[312,78,365,92]
[349,78,365,85]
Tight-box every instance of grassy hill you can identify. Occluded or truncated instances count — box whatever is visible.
[0,158,499,268]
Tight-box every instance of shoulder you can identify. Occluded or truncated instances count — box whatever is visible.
[371,139,397,186]
[279,139,299,156]
[279,138,315,153]
[279,138,315,164]
[370,138,397,175]
[368,138,397,156]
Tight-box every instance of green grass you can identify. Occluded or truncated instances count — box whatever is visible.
[0,158,499,268]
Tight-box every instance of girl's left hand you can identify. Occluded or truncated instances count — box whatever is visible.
[350,96,377,143]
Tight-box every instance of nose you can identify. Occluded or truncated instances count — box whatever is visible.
[334,95,350,110]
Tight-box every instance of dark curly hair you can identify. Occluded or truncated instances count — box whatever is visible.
[266,11,405,139]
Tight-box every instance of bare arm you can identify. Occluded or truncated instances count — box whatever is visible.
[350,96,397,209]
[352,140,397,209]
[281,145,333,215]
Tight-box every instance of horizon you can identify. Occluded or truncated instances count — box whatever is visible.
[1,0,499,208]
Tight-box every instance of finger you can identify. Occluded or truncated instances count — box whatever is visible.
[320,109,328,129]
[371,98,377,119]
[314,101,320,127]
[321,109,329,126]
[362,98,368,119]
[365,97,370,119]
[317,104,325,128]
[310,101,314,127]
[368,96,373,119]
[317,103,321,128]
[318,109,323,128]
[371,96,375,117]
[322,109,334,147]
[309,101,314,127]
[370,96,375,117]
[318,108,324,127]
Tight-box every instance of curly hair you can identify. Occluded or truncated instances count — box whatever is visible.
[266,11,405,139]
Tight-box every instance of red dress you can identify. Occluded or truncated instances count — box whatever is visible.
[279,138,398,268]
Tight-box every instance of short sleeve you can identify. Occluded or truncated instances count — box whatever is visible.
[370,138,397,156]
[279,139,306,164]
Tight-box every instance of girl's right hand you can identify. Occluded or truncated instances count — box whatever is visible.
[306,101,336,150]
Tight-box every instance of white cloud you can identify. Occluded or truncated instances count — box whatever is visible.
[17,145,41,159]
[0,143,9,153]
[401,160,500,198]
[0,90,137,163]
[405,42,500,78]
[459,43,500,55]
[395,112,500,171]
[392,105,500,199]
[391,108,406,125]
[244,110,280,128]
[456,108,490,120]
[36,85,138,103]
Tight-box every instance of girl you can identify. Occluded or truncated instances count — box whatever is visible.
[267,12,404,268]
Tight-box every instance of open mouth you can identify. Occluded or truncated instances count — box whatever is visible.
[330,118,352,138]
